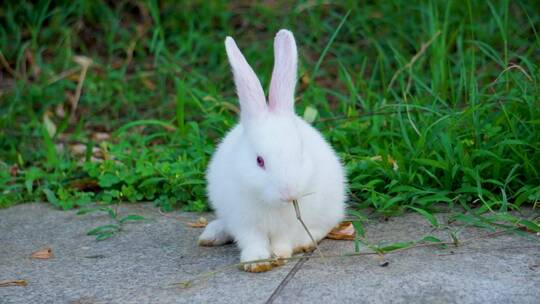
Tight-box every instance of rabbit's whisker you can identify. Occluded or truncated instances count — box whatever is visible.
[299,191,316,199]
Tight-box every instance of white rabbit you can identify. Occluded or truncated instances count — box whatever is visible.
[198,29,346,272]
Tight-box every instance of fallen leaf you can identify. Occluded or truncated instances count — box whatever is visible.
[326,221,356,240]
[69,144,102,157]
[73,55,93,68]
[303,106,318,123]
[30,247,53,259]
[141,78,156,90]
[388,155,399,171]
[186,217,208,228]
[370,155,398,171]
[55,103,66,118]
[69,143,87,155]
[67,73,80,82]
[42,111,57,137]
[25,48,40,78]
[10,165,18,177]
[92,132,110,142]
[0,279,27,287]
[68,178,100,191]
[300,73,311,88]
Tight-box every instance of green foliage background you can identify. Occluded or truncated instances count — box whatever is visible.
[1,0,539,218]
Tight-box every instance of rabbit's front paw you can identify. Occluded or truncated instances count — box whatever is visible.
[271,242,293,266]
[242,262,274,273]
[240,247,274,273]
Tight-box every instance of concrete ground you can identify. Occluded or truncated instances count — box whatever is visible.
[0,203,539,304]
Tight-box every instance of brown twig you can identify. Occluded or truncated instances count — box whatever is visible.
[387,30,442,90]
[0,50,23,81]
[69,56,92,123]
[0,279,28,287]
[489,63,533,87]
[46,67,81,86]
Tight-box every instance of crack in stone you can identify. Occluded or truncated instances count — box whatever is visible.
[265,251,313,304]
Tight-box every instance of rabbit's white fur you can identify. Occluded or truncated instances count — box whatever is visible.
[199,29,346,272]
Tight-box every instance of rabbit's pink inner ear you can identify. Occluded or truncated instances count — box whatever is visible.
[224,36,268,120]
[269,29,298,113]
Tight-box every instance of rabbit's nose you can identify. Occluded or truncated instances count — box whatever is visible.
[280,186,298,202]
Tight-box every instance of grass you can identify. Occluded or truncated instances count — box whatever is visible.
[0,1,539,233]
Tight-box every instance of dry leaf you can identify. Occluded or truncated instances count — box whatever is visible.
[68,178,99,191]
[370,155,399,171]
[55,103,66,118]
[30,247,53,259]
[67,73,80,82]
[10,165,18,177]
[25,48,40,78]
[186,217,208,228]
[42,111,57,137]
[73,55,93,68]
[92,132,110,142]
[326,221,356,240]
[300,73,311,89]
[69,144,102,157]
[69,143,87,155]
[388,156,399,172]
[0,279,27,287]
[141,78,156,90]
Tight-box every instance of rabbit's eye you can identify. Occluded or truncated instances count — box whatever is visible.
[256,156,265,169]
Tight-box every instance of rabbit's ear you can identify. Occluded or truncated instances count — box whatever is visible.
[225,36,267,123]
[268,29,297,113]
